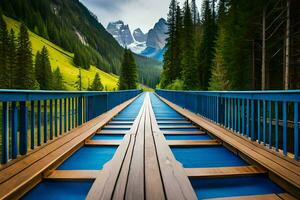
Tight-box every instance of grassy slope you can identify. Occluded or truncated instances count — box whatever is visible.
[4,16,119,91]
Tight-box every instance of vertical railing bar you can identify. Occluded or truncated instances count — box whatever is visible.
[275,101,279,151]
[294,102,299,160]
[246,99,250,138]
[238,99,240,133]
[54,99,58,137]
[59,99,63,135]
[251,99,255,141]
[283,101,287,156]
[37,101,41,146]
[242,99,245,135]
[235,99,237,132]
[268,101,272,149]
[2,102,9,163]
[49,99,53,140]
[20,102,28,155]
[43,100,47,144]
[64,98,67,133]
[72,97,75,129]
[11,102,18,159]
[68,98,71,131]
[30,101,35,150]
[257,100,261,144]
[263,100,266,145]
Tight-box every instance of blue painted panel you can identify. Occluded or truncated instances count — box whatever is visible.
[190,175,283,199]
[92,134,124,140]
[165,134,212,140]
[57,146,117,170]
[171,146,248,168]
[22,180,93,200]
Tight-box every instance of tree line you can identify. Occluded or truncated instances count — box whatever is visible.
[0,14,62,90]
[160,0,300,91]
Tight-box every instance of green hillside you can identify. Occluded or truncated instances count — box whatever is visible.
[4,16,118,91]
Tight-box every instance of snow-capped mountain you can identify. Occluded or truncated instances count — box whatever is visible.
[133,28,147,43]
[106,18,167,61]
[106,20,134,47]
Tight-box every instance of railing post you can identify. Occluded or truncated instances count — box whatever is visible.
[20,101,28,155]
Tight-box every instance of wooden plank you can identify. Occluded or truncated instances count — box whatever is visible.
[97,130,129,134]
[209,193,297,200]
[45,170,99,180]
[163,131,205,135]
[0,95,140,199]
[125,99,146,200]
[103,125,132,129]
[167,140,220,146]
[156,94,300,190]
[87,97,147,200]
[148,95,197,200]
[85,140,121,146]
[144,99,165,200]
[185,166,267,178]
[159,125,197,129]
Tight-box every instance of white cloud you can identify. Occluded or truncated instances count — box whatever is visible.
[80,0,203,33]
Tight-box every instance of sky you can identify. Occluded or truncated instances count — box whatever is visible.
[80,0,203,33]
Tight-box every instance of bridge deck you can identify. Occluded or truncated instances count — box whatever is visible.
[0,92,299,199]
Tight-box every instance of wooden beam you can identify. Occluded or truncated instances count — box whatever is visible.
[158,121,190,124]
[185,166,267,178]
[85,140,121,146]
[148,95,197,200]
[210,193,296,200]
[45,170,99,180]
[163,131,205,135]
[109,121,133,124]
[97,130,128,134]
[159,125,198,129]
[167,140,220,146]
[102,125,131,129]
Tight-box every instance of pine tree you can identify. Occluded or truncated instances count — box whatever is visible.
[15,23,36,89]
[35,46,52,90]
[191,0,200,25]
[7,29,17,88]
[0,14,9,89]
[52,67,64,90]
[160,0,178,88]
[75,69,83,91]
[118,49,137,90]
[209,27,231,90]
[196,0,217,89]
[88,73,103,91]
[182,0,198,90]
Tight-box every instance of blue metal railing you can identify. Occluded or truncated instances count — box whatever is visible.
[156,89,300,161]
[0,89,142,164]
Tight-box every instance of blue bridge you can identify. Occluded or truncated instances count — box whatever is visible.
[0,89,299,199]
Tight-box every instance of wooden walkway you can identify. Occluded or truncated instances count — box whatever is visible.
[86,93,196,199]
[0,92,299,199]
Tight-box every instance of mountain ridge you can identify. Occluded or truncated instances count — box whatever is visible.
[106,18,167,61]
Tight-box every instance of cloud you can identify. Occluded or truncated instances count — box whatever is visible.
[80,0,203,33]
